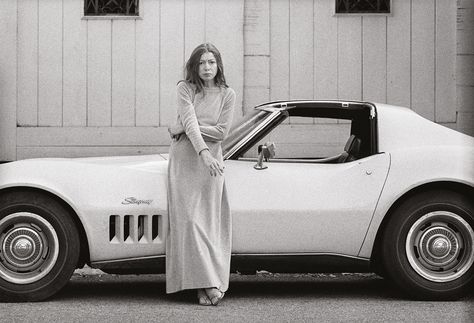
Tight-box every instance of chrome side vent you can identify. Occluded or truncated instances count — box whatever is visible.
[152,215,159,240]
[109,215,120,243]
[109,215,161,244]
[123,215,132,243]
[138,215,145,241]
[109,215,115,241]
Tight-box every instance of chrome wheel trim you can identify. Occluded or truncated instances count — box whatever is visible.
[0,212,59,284]
[406,211,474,283]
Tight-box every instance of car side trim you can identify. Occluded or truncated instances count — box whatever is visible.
[230,253,370,274]
[91,253,371,275]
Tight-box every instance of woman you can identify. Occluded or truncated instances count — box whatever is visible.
[166,43,236,306]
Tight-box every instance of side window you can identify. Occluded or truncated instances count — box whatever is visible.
[84,0,139,16]
[243,117,351,160]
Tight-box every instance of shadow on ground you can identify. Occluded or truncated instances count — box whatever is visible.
[55,273,474,303]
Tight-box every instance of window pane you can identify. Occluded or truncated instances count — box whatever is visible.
[85,0,139,16]
[243,118,351,160]
[336,0,390,14]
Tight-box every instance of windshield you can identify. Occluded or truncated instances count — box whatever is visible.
[222,109,271,156]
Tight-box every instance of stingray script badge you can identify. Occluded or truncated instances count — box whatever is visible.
[122,197,153,205]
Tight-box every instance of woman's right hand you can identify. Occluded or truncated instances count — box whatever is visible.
[168,124,184,141]
[199,149,224,177]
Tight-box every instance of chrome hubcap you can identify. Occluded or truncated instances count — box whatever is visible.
[406,211,474,283]
[419,227,458,267]
[14,238,33,257]
[0,213,59,284]
[431,237,449,256]
[3,227,44,270]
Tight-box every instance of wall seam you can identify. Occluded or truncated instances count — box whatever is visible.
[110,20,113,126]
[312,0,315,101]
[336,15,339,100]
[434,0,437,122]
[37,0,39,126]
[183,0,186,78]
[361,16,364,101]
[204,0,207,40]
[86,20,89,126]
[312,0,315,125]
[16,0,19,128]
[288,0,290,101]
[61,0,64,127]
[385,15,388,104]
[158,0,162,126]
[409,0,412,109]
[134,20,137,127]
[16,0,19,159]
[269,0,272,101]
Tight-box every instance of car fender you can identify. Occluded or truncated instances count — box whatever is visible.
[0,156,169,262]
[358,145,474,258]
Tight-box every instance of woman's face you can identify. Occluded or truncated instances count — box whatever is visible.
[198,52,218,84]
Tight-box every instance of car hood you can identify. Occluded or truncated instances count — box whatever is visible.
[73,153,168,164]
[6,153,169,168]
[0,154,170,192]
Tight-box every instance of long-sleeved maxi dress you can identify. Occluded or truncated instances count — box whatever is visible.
[166,81,236,294]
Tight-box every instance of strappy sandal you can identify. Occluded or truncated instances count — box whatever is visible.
[205,288,225,306]
[197,289,212,306]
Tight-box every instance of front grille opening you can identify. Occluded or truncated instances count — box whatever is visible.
[138,215,145,242]
[152,215,159,240]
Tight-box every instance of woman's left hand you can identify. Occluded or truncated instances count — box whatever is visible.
[200,149,224,177]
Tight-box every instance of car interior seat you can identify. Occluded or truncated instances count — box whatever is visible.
[338,135,361,163]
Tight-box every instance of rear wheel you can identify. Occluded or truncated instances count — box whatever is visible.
[382,190,474,300]
[0,191,80,301]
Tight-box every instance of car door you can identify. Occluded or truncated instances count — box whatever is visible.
[225,153,390,256]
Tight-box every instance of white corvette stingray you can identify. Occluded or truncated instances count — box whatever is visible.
[1,100,473,301]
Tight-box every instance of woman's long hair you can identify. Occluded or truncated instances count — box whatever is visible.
[184,43,228,93]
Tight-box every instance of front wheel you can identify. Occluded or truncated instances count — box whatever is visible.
[382,189,474,300]
[0,191,80,301]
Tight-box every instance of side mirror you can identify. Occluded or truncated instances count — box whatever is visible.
[254,142,276,170]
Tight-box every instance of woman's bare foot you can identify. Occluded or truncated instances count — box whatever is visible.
[197,289,212,306]
[205,288,225,305]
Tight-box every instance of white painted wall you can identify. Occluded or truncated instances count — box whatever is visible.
[6,0,244,160]
[457,0,474,136]
[243,0,457,123]
[0,1,17,161]
[0,0,470,161]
